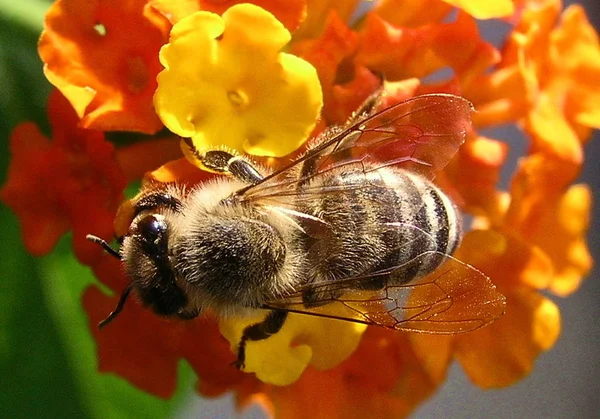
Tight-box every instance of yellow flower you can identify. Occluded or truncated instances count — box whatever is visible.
[154,4,323,159]
[219,310,366,385]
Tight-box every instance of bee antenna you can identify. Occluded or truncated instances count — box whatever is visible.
[86,234,121,260]
[98,283,134,328]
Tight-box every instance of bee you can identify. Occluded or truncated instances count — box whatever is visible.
[88,93,506,369]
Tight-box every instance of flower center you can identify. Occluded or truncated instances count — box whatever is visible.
[93,23,107,37]
[227,89,249,112]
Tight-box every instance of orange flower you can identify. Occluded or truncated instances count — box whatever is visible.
[1,90,126,265]
[356,11,499,84]
[39,0,171,133]
[465,0,600,149]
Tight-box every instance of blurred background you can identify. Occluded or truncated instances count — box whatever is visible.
[0,1,598,418]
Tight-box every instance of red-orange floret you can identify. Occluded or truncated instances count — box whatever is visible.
[1,90,126,265]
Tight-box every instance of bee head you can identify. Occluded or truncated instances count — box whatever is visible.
[87,189,196,328]
[123,213,190,316]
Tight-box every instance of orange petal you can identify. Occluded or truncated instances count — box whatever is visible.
[373,0,452,27]
[145,156,215,185]
[455,287,560,388]
[83,286,180,398]
[326,65,382,124]
[457,230,554,290]
[0,91,126,264]
[505,153,580,239]
[547,5,600,133]
[450,231,560,387]
[462,67,529,128]
[356,11,499,84]
[407,333,454,386]
[292,10,358,124]
[39,0,170,133]
[85,255,250,398]
[115,137,183,182]
[441,133,508,219]
[525,184,594,296]
[525,90,584,164]
[502,3,600,152]
[0,122,69,255]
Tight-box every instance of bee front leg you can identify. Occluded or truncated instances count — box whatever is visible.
[181,139,264,185]
[234,309,288,370]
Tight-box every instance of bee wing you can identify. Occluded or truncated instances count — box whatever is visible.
[264,252,506,334]
[239,94,473,204]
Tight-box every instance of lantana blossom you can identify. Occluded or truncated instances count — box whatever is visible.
[154,4,323,158]
[1,0,597,417]
[39,0,171,133]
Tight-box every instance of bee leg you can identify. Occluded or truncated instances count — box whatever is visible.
[233,309,288,370]
[181,139,264,185]
[346,87,385,126]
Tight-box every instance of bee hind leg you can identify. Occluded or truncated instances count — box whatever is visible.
[233,309,288,370]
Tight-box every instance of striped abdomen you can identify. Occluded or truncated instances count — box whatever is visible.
[301,165,462,287]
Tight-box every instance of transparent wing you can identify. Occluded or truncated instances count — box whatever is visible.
[248,94,503,333]
[238,94,473,205]
[264,252,506,334]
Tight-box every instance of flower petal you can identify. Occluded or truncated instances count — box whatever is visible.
[219,310,366,386]
[441,133,508,219]
[443,0,514,19]
[505,153,580,239]
[292,11,363,124]
[293,0,359,39]
[85,255,250,398]
[449,231,560,387]
[1,90,126,264]
[155,4,322,158]
[455,287,560,388]
[246,328,439,418]
[374,0,452,27]
[39,0,170,133]
[524,184,594,296]
[151,0,308,31]
[0,122,69,255]
[356,11,499,84]
[458,230,554,290]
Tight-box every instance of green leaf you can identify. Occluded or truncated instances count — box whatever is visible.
[0,208,89,419]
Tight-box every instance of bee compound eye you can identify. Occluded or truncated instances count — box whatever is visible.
[136,214,168,246]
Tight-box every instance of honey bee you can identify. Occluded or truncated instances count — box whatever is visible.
[88,93,506,369]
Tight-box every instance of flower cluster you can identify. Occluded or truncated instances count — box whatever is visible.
[1,0,597,417]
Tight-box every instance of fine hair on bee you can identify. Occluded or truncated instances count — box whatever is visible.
[87,91,506,369]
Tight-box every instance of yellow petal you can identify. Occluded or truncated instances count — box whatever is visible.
[155,4,322,160]
[442,0,514,19]
[219,310,366,386]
